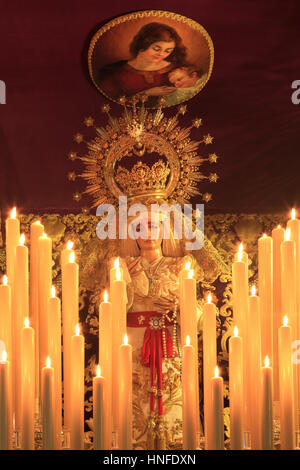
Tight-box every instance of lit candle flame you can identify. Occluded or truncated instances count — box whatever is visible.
[51,285,56,298]
[104,290,108,302]
[237,243,243,262]
[251,285,256,297]
[291,208,296,220]
[124,333,128,345]
[2,350,7,362]
[10,207,17,218]
[96,364,101,377]
[185,261,191,271]
[3,275,8,286]
[186,335,190,346]
[188,269,194,279]
[67,240,73,250]
[69,252,75,263]
[24,317,29,328]
[46,356,51,368]
[42,232,47,239]
[285,228,291,241]
[283,316,288,327]
[214,366,219,378]
[114,257,120,269]
[277,224,281,229]
[76,323,80,336]
[116,268,121,281]
[263,233,267,238]
[207,293,212,304]
[20,233,25,246]
[264,355,270,368]
[36,220,41,225]
[234,326,238,337]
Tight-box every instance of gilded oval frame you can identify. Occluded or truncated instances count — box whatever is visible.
[88,10,214,108]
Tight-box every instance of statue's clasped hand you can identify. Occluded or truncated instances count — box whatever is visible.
[126,257,143,278]
[153,293,178,315]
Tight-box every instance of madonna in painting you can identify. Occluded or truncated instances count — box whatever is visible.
[88,11,214,107]
[98,23,186,102]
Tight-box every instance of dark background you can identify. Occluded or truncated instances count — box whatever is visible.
[0,0,299,216]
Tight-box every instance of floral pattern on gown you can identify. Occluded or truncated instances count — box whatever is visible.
[113,254,203,450]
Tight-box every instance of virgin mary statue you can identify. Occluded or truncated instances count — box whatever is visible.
[75,100,228,450]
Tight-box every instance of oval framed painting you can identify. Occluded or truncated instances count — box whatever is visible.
[88,10,214,108]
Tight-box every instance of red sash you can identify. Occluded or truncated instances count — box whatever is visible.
[127,311,178,416]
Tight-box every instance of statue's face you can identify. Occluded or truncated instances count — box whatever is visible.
[136,219,163,251]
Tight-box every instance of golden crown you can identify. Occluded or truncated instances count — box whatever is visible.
[68,96,220,210]
[115,160,170,200]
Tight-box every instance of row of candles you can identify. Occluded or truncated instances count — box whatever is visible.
[173,208,300,450]
[0,208,133,449]
[0,207,299,450]
[226,208,300,450]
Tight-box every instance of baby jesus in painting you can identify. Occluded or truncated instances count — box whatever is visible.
[165,65,208,106]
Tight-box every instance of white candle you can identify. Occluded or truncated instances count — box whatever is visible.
[0,276,12,377]
[118,334,132,450]
[98,290,112,449]
[211,366,224,450]
[179,260,191,319]
[38,232,52,385]
[93,365,105,450]
[258,234,273,361]
[287,209,300,424]
[0,350,12,449]
[29,219,44,404]
[5,207,20,283]
[62,251,78,431]
[260,356,273,450]
[21,318,35,450]
[278,316,295,449]
[14,234,29,432]
[182,336,197,450]
[48,286,62,449]
[281,228,298,424]
[5,208,19,423]
[203,293,217,449]
[42,356,55,450]
[232,243,250,430]
[70,324,84,450]
[287,209,300,331]
[272,224,284,402]
[111,268,126,432]
[248,286,262,449]
[181,270,200,434]
[229,327,243,450]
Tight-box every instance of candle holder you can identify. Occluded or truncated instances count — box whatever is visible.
[111,430,119,450]
[13,431,21,449]
[273,417,280,449]
[34,409,43,449]
[196,432,205,450]
[295,430,300,450]
[61,429,70,449]
[243,431,251,450]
